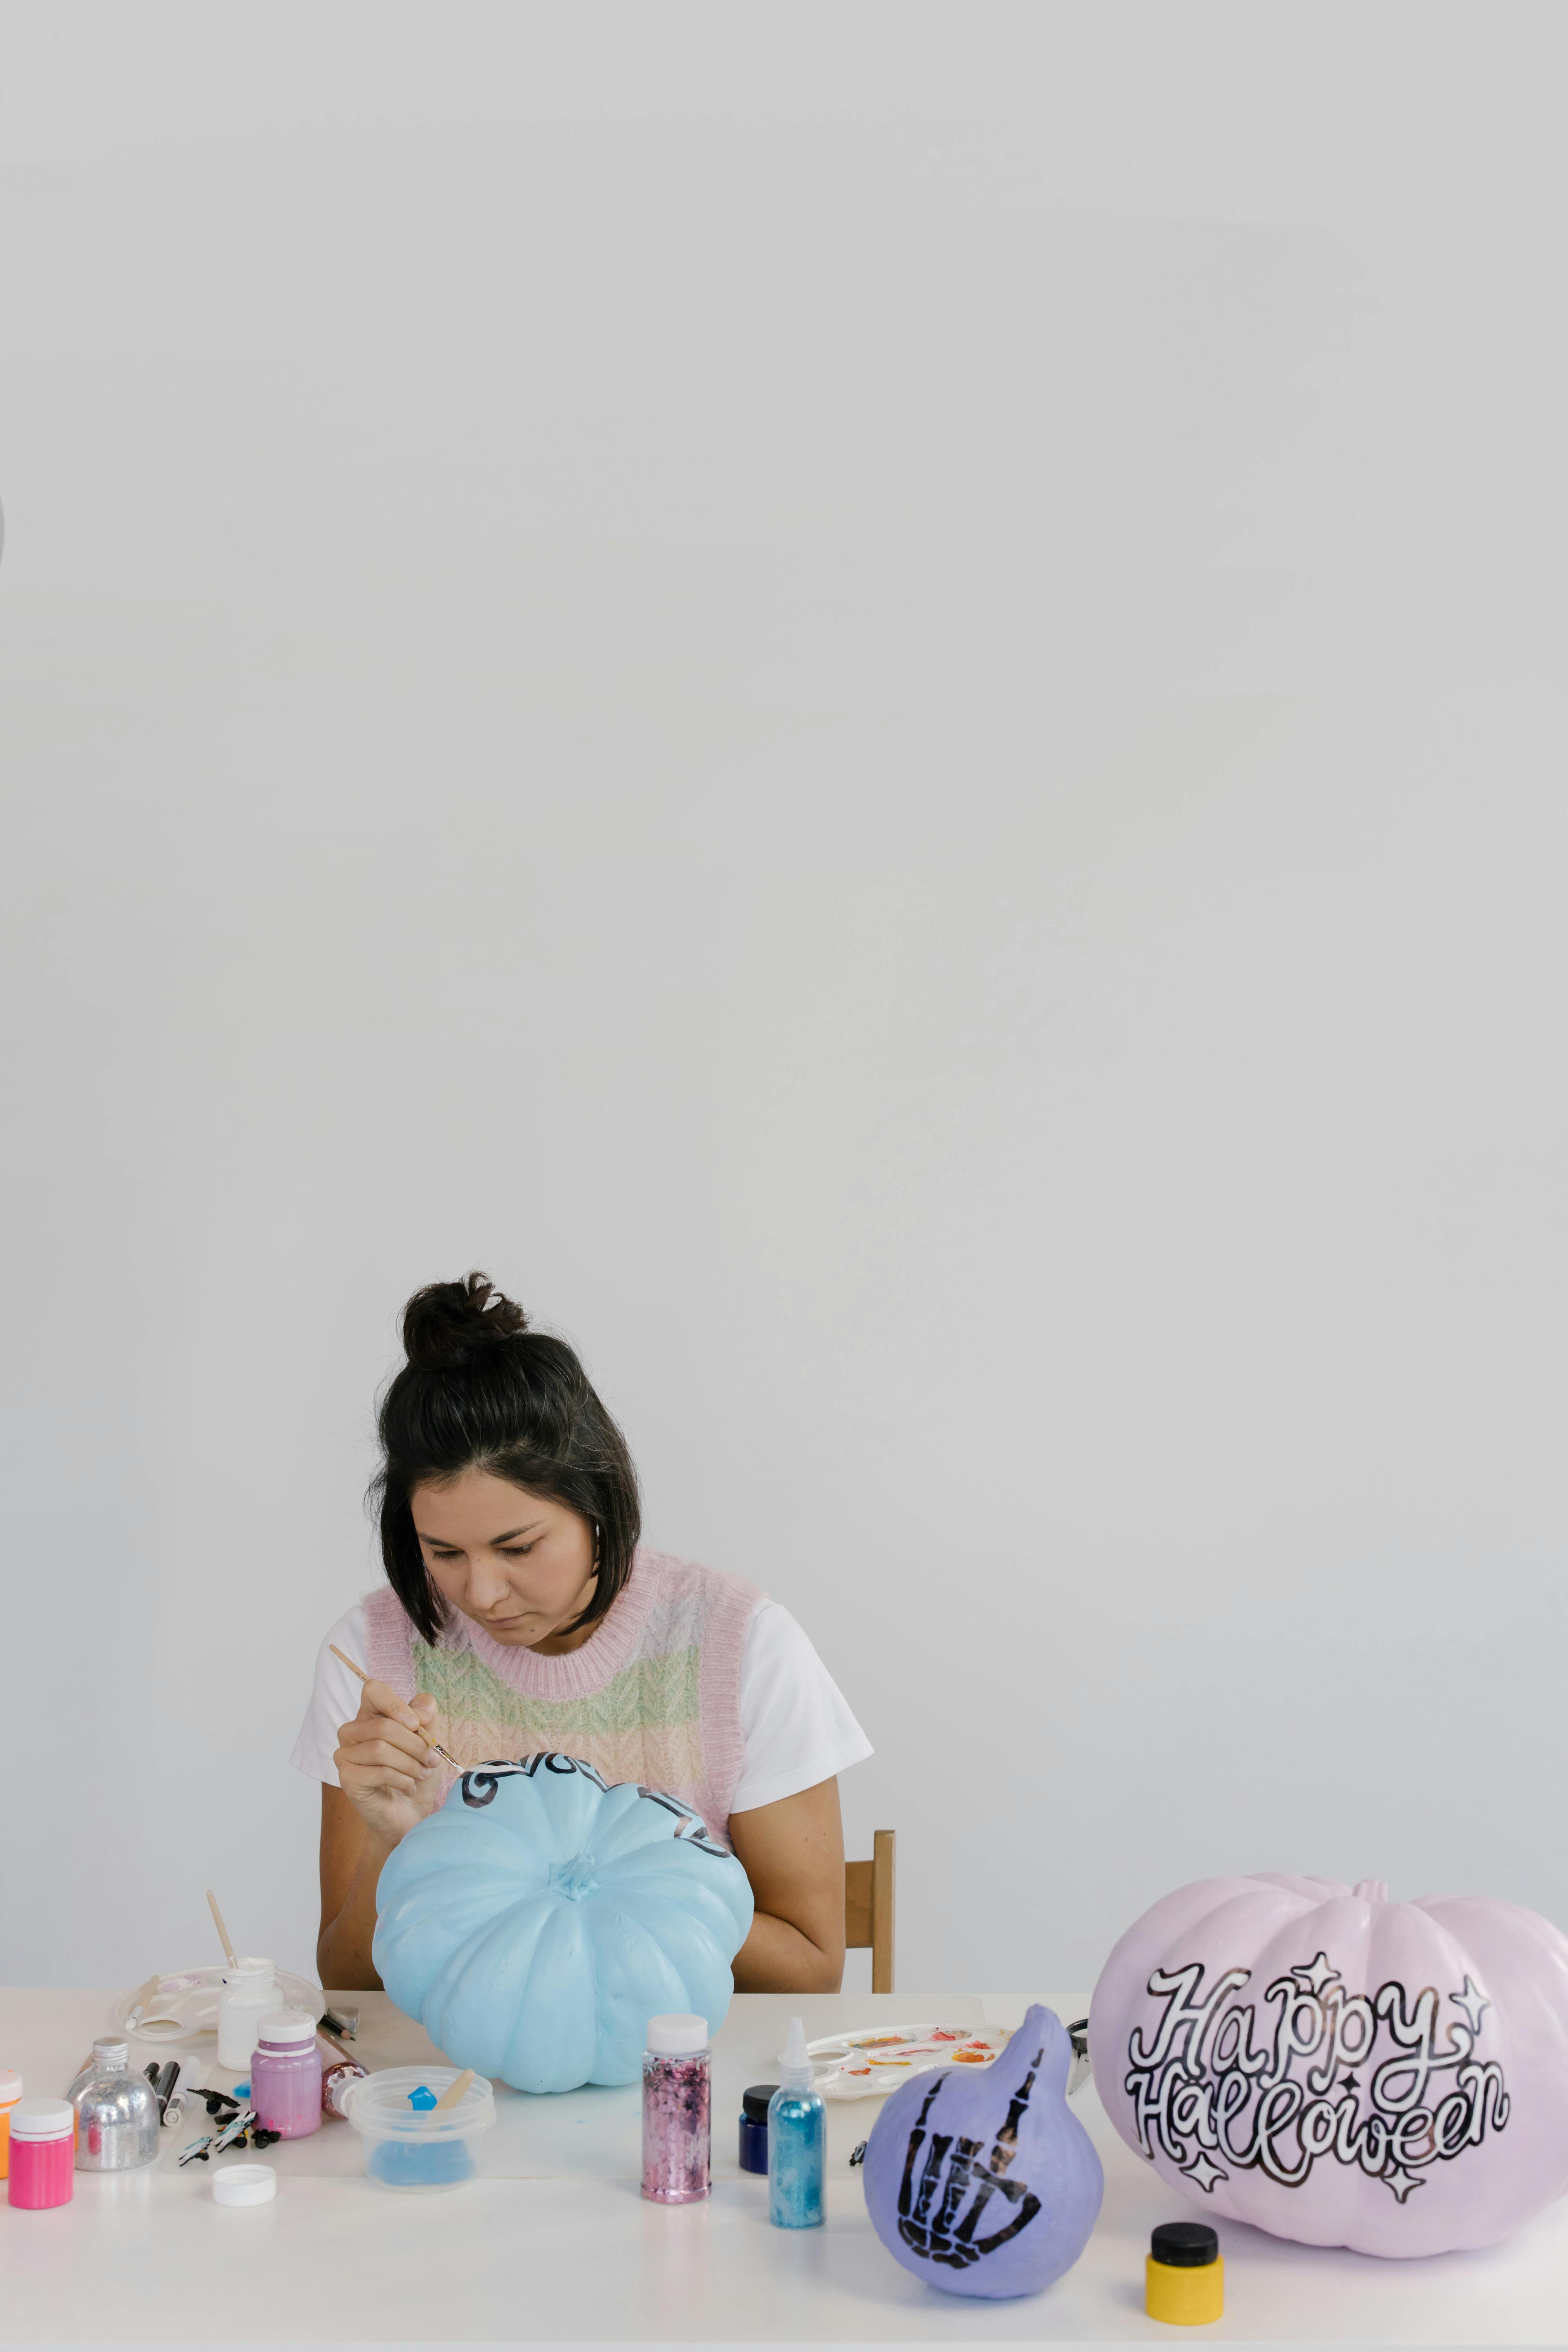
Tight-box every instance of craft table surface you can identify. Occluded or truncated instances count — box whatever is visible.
[1,1988,1564,2349]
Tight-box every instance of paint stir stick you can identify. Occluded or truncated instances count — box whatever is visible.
[329,1645,464,1771]
[432,2070,476,2113]
[206,1890,238,1969]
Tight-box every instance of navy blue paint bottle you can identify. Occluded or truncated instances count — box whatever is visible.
[739,2082,777,2174]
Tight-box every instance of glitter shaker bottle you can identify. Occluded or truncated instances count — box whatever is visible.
[250,2011,323,2137]
[8,2100,74,2208]
[69,2039,161,2172]
[641,2014,710,2203]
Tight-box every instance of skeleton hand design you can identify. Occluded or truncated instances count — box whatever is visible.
[895,2049,1044,2268]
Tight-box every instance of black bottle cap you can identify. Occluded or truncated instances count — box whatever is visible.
[1151,2222,1219,2268]
[742,2083,779,2123]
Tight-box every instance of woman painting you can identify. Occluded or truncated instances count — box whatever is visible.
[291,1274,871,1992]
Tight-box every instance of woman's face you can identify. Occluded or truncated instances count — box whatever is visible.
[410,1468,598,1651]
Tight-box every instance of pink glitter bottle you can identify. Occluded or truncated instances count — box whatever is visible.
[641,2014,710,2203]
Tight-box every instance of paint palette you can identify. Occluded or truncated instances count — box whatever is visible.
[805,2022,1010,2101]
[112,1965,324,2044]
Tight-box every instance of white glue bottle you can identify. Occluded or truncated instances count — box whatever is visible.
[217,1959,279,2072]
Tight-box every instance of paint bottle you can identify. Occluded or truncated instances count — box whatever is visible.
[0,2070,21,2178]
[8,2100,75,2208]
[322,2055,368,2119]
[739,2081,777,2174]
[1146,2221,1224,2325]
[641,2014,710,2203]
[768,2018,825,2229]
[217,1959,279,2071]
[250,2011,323,2138]
[69,2039,161,2172]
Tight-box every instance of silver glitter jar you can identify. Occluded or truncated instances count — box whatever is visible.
[69,2038,161,2171]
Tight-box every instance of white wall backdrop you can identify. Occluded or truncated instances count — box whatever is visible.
[3,2,1565,1997]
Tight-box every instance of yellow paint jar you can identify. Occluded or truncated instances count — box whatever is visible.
[1146,2221,1223,2324]
[0,2071,22,2178]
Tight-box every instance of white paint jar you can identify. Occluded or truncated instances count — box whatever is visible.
[216,1959,279,2071]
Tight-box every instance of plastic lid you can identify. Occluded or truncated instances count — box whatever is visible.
[255,2010,316,2046]
[9,2098,74,2140]
[1151,2222,1219,2267]
[778,2016,814,2091]
[646,2014,708,2056]
[214,2163,276,2207]
[742,2083,778,2122]
[0,2069,22,2103]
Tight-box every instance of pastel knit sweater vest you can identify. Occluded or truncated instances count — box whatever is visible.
[362,1547,762,1846]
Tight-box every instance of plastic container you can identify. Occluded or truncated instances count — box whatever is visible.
[768,2018,825,2228]
[0,2069,21,2179]
[345,2067,495,2193]
[8,2100,74,2209]
[1146,2221,1224,2325]
[69,2039,161,2172]
[739,2081,777,2174]
[642,2014,710,2204]
[250,2011,323,2138]
[217,1959,279,2071]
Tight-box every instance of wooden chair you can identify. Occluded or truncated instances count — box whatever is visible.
[844,1829,896,1994]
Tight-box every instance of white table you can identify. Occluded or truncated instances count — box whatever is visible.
[1,1989,1564,2346]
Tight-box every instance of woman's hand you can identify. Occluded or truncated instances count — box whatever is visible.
[332,1679,447,1847]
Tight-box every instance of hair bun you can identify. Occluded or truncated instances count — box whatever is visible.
[401,1272,530,1370]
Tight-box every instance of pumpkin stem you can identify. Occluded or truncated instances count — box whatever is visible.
[1352,1879,1389,1904]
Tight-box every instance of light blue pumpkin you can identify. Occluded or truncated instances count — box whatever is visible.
[372,1756,755,2093]
[861,2005,1103,2297]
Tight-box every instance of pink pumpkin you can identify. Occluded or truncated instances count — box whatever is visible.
[1089,1874,1568,2258]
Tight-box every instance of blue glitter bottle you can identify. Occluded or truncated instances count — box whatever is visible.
[767,2018,824,2229]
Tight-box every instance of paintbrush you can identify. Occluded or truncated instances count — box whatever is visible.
[329,1645,464,1771]
[206,1890,238,1968]
[432,2069,476,2113]
[124,1973,162,2034]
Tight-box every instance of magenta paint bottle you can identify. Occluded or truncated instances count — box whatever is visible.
[8,2100,75,2208]
[250,2011,323,2138]
[641,2014,710,2203]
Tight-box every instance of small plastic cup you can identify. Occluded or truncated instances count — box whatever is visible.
[345,2067,495,2194]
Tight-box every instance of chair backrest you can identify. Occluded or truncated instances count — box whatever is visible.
[843,1828,896,1994]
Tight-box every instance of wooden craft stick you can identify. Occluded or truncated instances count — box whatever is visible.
[205,1890,238,1968]
[432,2069,476,2113]
[329,1644,464,1770]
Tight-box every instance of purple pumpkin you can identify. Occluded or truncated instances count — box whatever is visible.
[1090,1874,1568,2258]
[860,2004,1103,2298]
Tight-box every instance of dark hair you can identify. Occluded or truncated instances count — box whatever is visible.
[372,1273,641,1645]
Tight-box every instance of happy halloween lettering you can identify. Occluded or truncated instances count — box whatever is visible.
[1122,1955,1506,2203]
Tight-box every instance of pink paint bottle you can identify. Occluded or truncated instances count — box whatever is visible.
[250,2011,323,2138]
[8,2100,75,2209]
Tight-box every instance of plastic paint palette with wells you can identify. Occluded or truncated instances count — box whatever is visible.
[805,2023,1009,2101]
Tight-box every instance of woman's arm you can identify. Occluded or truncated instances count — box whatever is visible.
[317,1785,394,1990]
[316,1676,446,1990]
[727,1777,846,1993]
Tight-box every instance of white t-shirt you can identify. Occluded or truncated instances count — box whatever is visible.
[291,1596,872,1816]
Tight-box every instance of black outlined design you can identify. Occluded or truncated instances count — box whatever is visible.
[1122,1956,1506,2202]
[457,1755,729,1853]
[894,2041,1045,2268]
